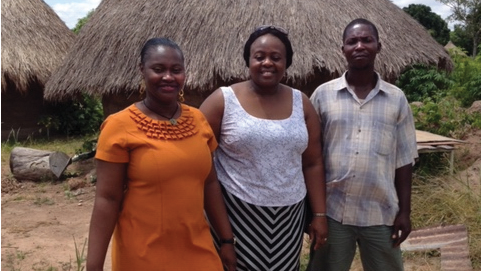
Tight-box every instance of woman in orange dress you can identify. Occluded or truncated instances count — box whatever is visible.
[86,38,236,271]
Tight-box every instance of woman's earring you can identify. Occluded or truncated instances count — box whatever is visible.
[139,79,145,98]
[178,89,185,102]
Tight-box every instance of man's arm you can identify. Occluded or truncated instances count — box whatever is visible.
[392,163,413,247]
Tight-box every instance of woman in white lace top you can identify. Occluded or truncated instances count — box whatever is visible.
[200,26,328,271]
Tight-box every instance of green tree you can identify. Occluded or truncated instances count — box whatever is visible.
[403,4,451,45]
[450,24,474,54]
[71,9,95,34]
[437,0,481,56]
[447,49,481,106]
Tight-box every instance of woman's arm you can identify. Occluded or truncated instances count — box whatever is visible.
[204,163,237,270]
[200,89,236,269]
[87,160,127,271]
[301,94,328,250]
[199,88,224,141]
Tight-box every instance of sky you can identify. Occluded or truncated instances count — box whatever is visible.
[44,0,454,30]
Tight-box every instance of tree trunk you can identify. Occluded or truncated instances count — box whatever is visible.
[9,147,71,181]
[472,29,479,58]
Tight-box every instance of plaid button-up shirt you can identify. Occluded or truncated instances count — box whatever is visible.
[310,72,418,226]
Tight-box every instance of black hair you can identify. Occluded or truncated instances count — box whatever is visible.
[342,18,379,42]
[140,37,184,64]
[243,27,294,69]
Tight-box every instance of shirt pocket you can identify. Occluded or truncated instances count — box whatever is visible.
[373,121,395,155]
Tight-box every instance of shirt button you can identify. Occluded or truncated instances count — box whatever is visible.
[355,152,359,154]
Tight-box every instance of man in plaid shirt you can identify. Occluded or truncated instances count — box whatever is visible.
[307,18,418,271]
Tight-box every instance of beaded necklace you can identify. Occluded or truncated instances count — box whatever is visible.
[142,100,179,125]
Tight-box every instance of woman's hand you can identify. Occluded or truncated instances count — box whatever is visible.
[219,244,237,270]
[308,216,328,250]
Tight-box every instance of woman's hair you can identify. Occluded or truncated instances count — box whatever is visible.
[140,37,184,64]
[243,26,294,69]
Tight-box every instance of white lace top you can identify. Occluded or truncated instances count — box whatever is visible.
[214,86,308,206]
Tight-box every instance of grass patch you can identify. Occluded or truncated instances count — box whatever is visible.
[33,197,55,206]
[4,251,21,271]
[411,173,481,269]
[1,136,88,165]
[16,251,27,260]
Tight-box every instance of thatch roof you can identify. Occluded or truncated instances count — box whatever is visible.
[1,0,75,94]
[44,0,452,101]
[444,41,467,56]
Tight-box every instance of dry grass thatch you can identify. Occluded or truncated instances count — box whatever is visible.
[44,0,453,101]
[445,41,468,56]
[1,0,75,94]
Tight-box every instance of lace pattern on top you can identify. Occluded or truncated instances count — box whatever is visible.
[215,87,308,206]
[129,104,198,140]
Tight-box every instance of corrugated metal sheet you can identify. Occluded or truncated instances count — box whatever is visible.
[402,224,472,271]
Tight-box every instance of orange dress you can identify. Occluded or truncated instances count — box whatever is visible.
[95,104,223,271]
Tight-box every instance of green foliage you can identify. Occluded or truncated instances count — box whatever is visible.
[76,138,97,155]
[73,237,87,271]
[4,128,22,146]
[72,9,94,34]
[448,51,481,106]
[437,0,481,56]
[396,64,453,102]
[39,94,103,137]
[412,96,476,138]
[397,48,481,107]
[38,115,60,139]
[33,197,55,206]
[451,24,475,55]
[470,112,481,128]
[403,4,451,45]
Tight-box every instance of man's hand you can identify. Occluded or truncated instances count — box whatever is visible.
[392,211,411,247]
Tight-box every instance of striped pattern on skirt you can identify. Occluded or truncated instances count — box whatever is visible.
[216,186,306,271]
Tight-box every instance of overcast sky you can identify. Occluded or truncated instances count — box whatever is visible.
[44,0,454,29]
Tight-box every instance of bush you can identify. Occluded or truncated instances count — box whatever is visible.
[412,96,477,138]
[448,53,481,107]
[39,94,103,137]
[396,64,453,102]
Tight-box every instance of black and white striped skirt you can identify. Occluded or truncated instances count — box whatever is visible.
[216,186,306,271]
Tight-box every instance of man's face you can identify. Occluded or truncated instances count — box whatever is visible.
[342,23,381,70]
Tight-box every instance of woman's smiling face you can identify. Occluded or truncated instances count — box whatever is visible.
[248,34,287,88]
[141,45,185,103]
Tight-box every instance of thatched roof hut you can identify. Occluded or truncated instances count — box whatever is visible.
[444,41,467,56]
[44,0,452,116]
[1,0,75,140]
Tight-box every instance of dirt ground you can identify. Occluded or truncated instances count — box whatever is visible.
[1,129,481,270]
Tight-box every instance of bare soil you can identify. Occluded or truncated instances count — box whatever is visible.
[1,159,112,270]
[2,129,480,271]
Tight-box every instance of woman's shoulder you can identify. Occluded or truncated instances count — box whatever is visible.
[182,103,199,113]
[101,104,153,135]
[181,103,207,119]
